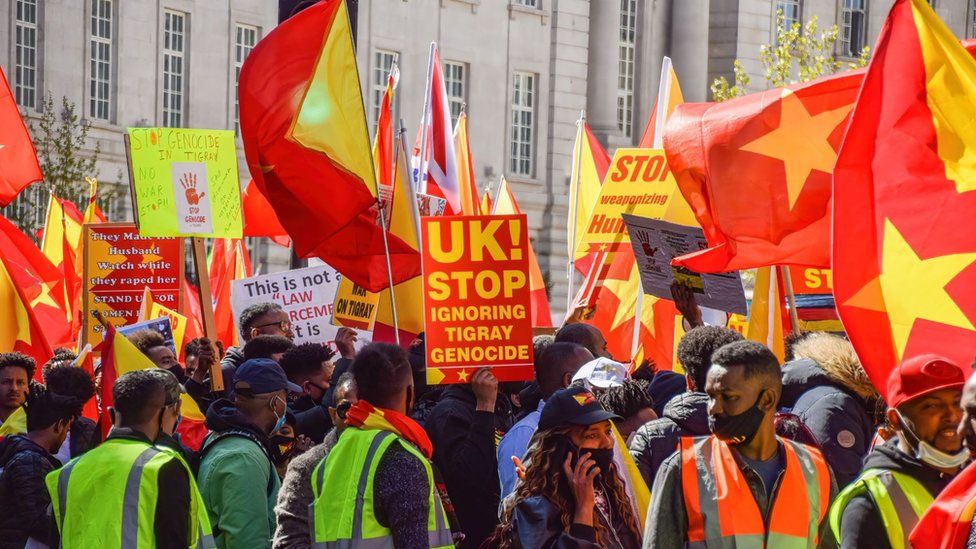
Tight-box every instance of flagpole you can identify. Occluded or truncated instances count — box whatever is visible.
[781,266,801,334]
[377,191,400,347]
[416,42,436,194]
[400,119,422,250]
[630,288,643,361]
[653,57,673,149]
[567,110,585,317]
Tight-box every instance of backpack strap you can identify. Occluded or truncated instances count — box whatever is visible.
[196,429,276,494]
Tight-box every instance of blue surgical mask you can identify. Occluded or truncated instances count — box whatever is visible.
[271,396,287,434]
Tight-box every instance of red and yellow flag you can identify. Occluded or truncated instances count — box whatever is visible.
[241,180,290,248]
[210,239,252,349]
[746,267,788,363]
[568,119,611,275]
[239,0,419,292]
[0,65,42,206]
[454,111,481,215]
[638,57,684,149]
[374,62,399,189]
[82,178,107,225]
[834,0,976,394]
[138,286,189,357]
[494,178,553,327]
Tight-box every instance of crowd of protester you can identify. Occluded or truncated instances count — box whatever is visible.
[2,299,976,548]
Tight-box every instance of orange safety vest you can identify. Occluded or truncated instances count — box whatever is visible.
[680,435,831,548]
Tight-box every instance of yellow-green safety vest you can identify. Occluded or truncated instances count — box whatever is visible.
[828,468,934,549]
[46,437,215,549]
[310,428,453,549]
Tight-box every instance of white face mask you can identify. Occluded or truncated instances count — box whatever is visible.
[896,410,969,469]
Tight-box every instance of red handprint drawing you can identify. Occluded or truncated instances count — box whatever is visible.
[636,230,658,257]
[180,172,206,205]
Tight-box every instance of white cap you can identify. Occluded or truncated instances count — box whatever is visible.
[571,357,629,389]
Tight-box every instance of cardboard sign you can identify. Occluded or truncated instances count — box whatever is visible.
[422,214,534,384]
[231,264,346,345]
[118,317,175,353]
[332,277,380,331]
[126,128,242,238]
[788,266,833,294]
[622,214,748,315]
[82,223,184,348]
[417,193,448,217]
[578,149,696,254]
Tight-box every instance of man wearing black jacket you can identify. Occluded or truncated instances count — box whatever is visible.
[425,368,514,548]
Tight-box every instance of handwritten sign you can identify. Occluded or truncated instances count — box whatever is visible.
[332,277,380,331]
[422,214,534,384]
[231,264,350,345]
[126,128,242,238]
[82,223,184,348]
[578,149,696,254]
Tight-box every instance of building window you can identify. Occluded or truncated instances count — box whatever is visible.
[443,61,466,127]
[969,0,976,38]
[371,50,398,132]
[14,0,39,109]
[774,0,801,29]
[839,0,867,58]
[513,0,539,7]
[234,24,258,134]
[617,0,636,138]
[162,11,187,128]
[510,72,535,177]
[89,0,112,121]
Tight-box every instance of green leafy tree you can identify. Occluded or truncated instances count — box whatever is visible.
[6,94,123,238]
[711,11,870,102]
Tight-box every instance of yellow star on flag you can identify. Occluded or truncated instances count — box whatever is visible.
[456,369,469,383]
[845,219,976,358]
[602,264,641,332]
[739,88,852,210]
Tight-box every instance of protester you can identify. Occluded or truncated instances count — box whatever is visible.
[493,385,641,548]
[273,372,357,549]
[830,354,967,548]
[128,329,187,383]
[571,357,629,390]
[145,368,194,460]
[244,334,296,363]
[326,326,359,387]
[779,332,881,486]
[426,367,514,547]
[309,343,453,548]
[595,379,656,440]
[644,340,835,548]
[0,383,84,548]
[280,342,336,412]
[42,357,99,460]
[185,337,205,378]
[197,358,301,548]
[555,323,612,359]
[220,302,295,378]
[46,369,212,547]
[498,342,593,498]
[0,352,32,426]
[628,326,743,488]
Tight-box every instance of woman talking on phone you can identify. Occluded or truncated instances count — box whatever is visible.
[491,386,642,549]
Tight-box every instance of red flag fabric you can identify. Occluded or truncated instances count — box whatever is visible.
[242,180,291,248]
[210,239,252,349]
[910,460,976,549]
[0,66,42,206]
[96,324,119,439]
[238,0,420,292]
[833,0,976,394]
[412,46,460,214]
[182,280,205,344]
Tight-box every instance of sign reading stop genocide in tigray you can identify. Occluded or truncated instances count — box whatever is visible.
[421,214,534,385]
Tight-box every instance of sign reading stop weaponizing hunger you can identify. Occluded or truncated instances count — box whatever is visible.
[421,214,534,385]
[126,128,243,238]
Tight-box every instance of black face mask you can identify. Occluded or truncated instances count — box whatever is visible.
[555,438,614,479]
[708,390,766,446]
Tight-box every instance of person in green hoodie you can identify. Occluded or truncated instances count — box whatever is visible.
[197,358,302,549]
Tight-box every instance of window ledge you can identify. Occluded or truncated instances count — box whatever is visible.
[85,119,123,133]
[505,175,542,186]
[508,4,549,25]
[442,0,479,13]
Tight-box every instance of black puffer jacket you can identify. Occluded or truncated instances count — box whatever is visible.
[628,392,709,489]
[779,358,877,487]
[68,416,99,457]
[0,435,61,548]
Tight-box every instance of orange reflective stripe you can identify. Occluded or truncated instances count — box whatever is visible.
[711,437,765,537]
[768,443,811,538]
[680,438,705,542]
[809,447,831,523]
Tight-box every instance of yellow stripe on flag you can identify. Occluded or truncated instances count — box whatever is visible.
[454,112,480,215]
[746,267,785,362]
[569,124,604,262]
[612,422,649,532]
[288,0,376,196]
[0,406,26,437]
[111,331,204,421]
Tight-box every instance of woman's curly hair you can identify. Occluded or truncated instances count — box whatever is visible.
[493,425,640,548]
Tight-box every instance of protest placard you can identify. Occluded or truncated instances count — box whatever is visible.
[422,214,534,384]
[126,128,243,238]
[231,264,348,346]
[82,223,184,348]
[622,214,748,315]
[332,277,380,331]
[577,148,697,254]
[788,266,833,294]
[118,317,175,352]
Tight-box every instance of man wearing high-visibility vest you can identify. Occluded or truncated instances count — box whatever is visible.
[831,355,967,548]
[310,343,454,548]
[643,340,836,548]
[46,369,214,548]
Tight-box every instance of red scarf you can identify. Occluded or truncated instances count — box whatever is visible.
[345,400,433,459]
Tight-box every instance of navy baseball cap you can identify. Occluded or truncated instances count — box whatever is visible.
[538,386,621,432]
[234,358,302,394]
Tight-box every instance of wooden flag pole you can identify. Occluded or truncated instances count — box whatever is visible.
[191,237,224,391]
[780,266,801,335]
